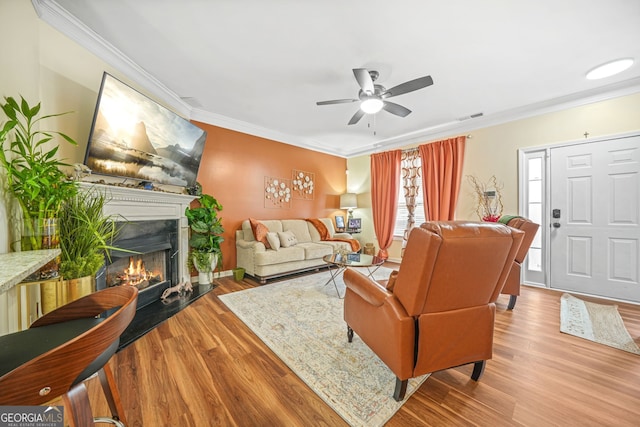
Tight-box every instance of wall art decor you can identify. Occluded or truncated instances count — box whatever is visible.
[292,170,315,200]
[264,176,292,208]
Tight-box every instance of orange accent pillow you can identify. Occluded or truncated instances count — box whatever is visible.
[249,218,271,249]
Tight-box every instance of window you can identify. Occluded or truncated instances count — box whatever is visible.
[393,180,426,237]
[519,148,546,286]
[525,155,543,272]
[393,149,426,238]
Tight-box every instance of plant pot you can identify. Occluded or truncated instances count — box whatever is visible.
[21,217,60,250]
[198,272,212,285]
[233,267,245,281]
[38,279,60,315]
[193,253,218,285]
[39,275,96,315]
[22,217,61,281]
[61,275,96,305]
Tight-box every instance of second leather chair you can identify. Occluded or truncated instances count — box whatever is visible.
[499,216,540,309]
[343,221,523,401]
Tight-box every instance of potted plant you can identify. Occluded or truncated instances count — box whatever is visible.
[0,96,79,279]
[59,188,121,277]
[185,193,224,285]
[50,188,123,312]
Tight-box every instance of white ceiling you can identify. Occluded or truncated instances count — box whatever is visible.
[36,0,640,157]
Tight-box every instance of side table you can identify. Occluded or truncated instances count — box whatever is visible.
[322,253,384,298]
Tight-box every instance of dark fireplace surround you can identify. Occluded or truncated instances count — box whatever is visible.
[97,219,179,308]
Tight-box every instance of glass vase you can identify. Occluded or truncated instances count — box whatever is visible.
[21,217,61,281]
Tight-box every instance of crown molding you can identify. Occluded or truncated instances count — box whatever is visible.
[350,76,640,157]
[30,1,640,160]
[31,0,192,117]
[194,76,640,159]
[189,108,338,156]
[31,0,339,156]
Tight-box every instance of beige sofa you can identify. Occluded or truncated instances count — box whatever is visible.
[236,218,355,284]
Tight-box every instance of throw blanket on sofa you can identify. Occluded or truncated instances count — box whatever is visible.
[306,218,361,252]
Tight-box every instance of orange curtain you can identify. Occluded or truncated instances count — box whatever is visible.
[370,150,401,259]
[419,136,466,220]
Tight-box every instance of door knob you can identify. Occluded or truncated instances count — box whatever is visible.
[552,222,561,228]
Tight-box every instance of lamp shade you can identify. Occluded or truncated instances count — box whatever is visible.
[340,193,358,209]
[360,98,383,114]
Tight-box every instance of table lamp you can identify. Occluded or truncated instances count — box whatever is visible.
[340,193,358,219]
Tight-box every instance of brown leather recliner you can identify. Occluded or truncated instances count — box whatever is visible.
[499,216,540,309]
[343,221,524,401]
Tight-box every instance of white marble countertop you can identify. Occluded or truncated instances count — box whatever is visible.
[0,249,61,294]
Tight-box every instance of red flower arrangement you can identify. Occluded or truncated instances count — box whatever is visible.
[482,214,501,222]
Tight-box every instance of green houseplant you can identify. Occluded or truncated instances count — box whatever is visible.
[0,96,79,253]
[185,193,224,285]
[58,188,122,280]
[52,188,124,311]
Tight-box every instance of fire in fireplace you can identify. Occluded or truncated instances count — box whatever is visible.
[98,219,179,309]
[108,254,165,289]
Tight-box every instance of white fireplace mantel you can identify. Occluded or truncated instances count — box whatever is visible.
[79,182,197,281]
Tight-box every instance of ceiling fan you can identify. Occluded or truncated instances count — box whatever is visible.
[316,68,434,125]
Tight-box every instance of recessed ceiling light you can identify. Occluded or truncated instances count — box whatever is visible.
[586,58,634,80]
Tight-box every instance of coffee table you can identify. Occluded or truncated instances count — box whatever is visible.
[322,252,385,298]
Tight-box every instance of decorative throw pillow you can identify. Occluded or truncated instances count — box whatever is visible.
[249,218,271,249]
[277,230,298,248]
[266,232,280,251]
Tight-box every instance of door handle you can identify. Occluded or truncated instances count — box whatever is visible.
[552,222,561,228]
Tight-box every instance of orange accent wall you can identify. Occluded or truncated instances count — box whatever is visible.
[192,121,347,270]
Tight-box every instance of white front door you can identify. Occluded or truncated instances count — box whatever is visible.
[549,135,640,302]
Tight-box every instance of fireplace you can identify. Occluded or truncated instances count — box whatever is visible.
[109,255,166,290]
[98,219,179,309]
[79,181,195,279]
[78,181,202,347]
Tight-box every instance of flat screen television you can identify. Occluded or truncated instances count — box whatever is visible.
[84,72,207,188]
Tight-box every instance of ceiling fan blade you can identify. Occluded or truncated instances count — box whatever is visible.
[348,109,365,125]
[316,98,358,106]
[383,75,433,98]
[353,68,374,94]
[383,101,412,117]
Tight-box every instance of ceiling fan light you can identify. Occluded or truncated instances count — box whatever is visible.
[586,58,634,80]
[360,98,383,114]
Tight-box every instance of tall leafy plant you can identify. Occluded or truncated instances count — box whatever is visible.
[58,189,123,279]
[185,194,224,270]
[0,96,79,249]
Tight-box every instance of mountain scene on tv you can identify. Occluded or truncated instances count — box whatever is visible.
[85,74,207,187]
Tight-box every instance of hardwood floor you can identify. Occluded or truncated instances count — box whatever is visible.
[79,272,640,426]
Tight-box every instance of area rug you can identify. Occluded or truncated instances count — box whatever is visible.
[560,293,640,355]
[219,267,429,427]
